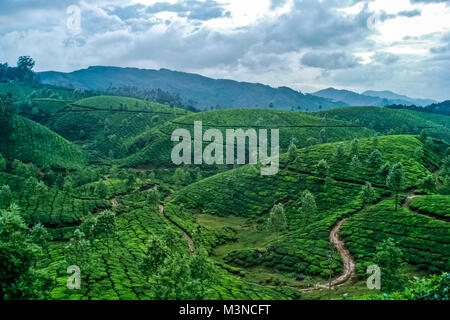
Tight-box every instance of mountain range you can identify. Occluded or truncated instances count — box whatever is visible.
[39,66,437,111]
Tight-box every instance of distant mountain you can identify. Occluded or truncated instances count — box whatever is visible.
[312,87,435,107]
[39,66,344,111]
[362,90,436,106]
[312,88,384,106]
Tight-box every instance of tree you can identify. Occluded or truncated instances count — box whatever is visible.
[0,185,12,209]
[379,161,391,179]
[173,168,187,186]
[29,223,52,250]
[287,139,297,163]
[360,182,376,206]
[0,204,53,299]
[349,138,360,157]
[95,181,108,198]
[189,249,216,299]
[333,143,346,161]
[139,235,171,281]
[301,190,317,225]
[79,213,98,240]
[315,159,330,178]
[350,155,361,171]
[319,128,327,143]
[419,174,436,193]
[368,149,382,169]
[374,238,405,293]
[386,163,405,211]
[17,56,35,71]
[147,187,160,210]
[93,210,117,254]
[0,154,6,172]
[64,229,96,280]
[265,203,287,232]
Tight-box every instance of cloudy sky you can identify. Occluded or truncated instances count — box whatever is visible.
[1,0,449,100]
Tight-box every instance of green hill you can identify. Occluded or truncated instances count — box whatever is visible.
[0,113,86,169]
[120,108,375,167]
[49,95,190,160]
[316,107,450,142]
[168,135,447,280]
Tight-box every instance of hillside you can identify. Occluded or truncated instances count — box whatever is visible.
[119,108,375,167]
[316,107,450,142]
[0,113,85,169]
[48,95,190,161]
[39,66,345,111]
[169,135,448,283]
[362,90,436,106]
[313,88,435,107]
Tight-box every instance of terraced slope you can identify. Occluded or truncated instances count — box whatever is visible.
[0,114,86,169]
[316,107,450,142]
[120,108,375,167]
[49,95,190,160]
[168,135,446,281]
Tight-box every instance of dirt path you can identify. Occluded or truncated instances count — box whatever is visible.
[300,218,355,293]
[159,205,195,255]
[403,193,449,222]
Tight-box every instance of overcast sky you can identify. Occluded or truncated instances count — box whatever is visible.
[0,0,449,100]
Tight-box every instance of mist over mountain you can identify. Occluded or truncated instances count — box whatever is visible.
[39,66,345,111]
[362,90,436,106]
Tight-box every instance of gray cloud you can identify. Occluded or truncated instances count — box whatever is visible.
[398,9,421,17]
[372,52,400,65]
[145,0,229,21]
[301,52,362,69]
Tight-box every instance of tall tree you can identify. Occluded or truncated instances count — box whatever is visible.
[147,187,160,210]
[360,182,376,206]
[301,190,317,225]
[386,163,405,211]
[93,210,117,254]
[265,203,287,232]
[374,238,405,293]
[368,149,382,169]
[287,139,297,163]
[316,159,330,178]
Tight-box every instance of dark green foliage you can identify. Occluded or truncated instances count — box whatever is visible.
[374,238,405,293]
[265,203,287,232]
[360,182,376,206]
[0,204,53,299]
[386,163,405,211]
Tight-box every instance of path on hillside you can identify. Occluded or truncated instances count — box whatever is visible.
[300,218,355,293]
[403,193,449,222]
[159,205,195,254]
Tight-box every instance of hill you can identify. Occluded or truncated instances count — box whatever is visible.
[39,66,345,111]
[119,108,375,167]
[169,135,448,281]
[0,94,85,169]
[48,95,190,161]
[313,88,435,107]
[362,90,436,106]
[316,107,450,142]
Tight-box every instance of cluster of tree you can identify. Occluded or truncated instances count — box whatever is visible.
[64,210,118,287]
[0,56,39,85]
[386,100,450,116]
[0,204,54,299]
[139,234,215,299]
[104,86,199,112]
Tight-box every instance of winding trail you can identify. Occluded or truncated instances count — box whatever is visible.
[300,218,355,293]
[159,205,195,254]
[403,193,449,222]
